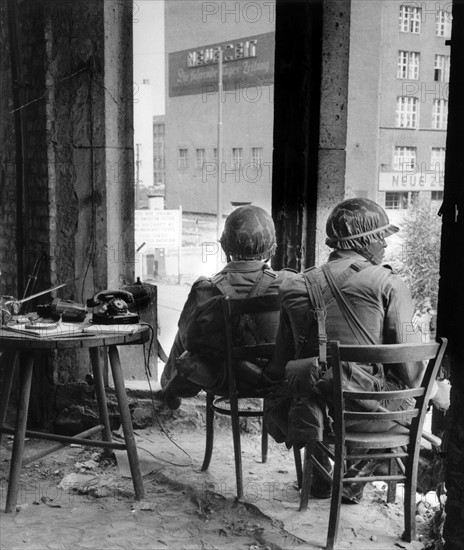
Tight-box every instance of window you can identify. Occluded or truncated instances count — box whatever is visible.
[385,192,409,210]
[431,191,444,201]
[154,143,164,169]
[154,172,165,186]
[393,146,417,171]
[434,55,450,82]
[213,148,218,162]
[436,9,452,37]
[195,148,205,169]
[178,148,188,169]
[430,147,446,175]
[399,5,421,33]
[232,147,242,169]
[153,124,165,137]
[397,51,420,80]
[251,147,263,168]
[432,99,448,130]
[396,97,419,128]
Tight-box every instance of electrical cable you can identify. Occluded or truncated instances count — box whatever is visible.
[80,66,97,304]
[139,321,193,465]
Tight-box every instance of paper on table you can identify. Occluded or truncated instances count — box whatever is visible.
[6,322,85,338]
[82,324,142,335]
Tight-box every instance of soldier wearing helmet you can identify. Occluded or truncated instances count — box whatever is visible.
[159,205,295,410]
[220,204,277,261]
[264,197,447,501]
[325,197,399,265]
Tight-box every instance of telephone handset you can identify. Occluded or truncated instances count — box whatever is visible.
[86,290,139,324]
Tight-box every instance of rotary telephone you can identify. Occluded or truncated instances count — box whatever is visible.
[86,290,139,324]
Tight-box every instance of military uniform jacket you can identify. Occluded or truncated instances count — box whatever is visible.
[161,260,295,389]
[267,249,425,390]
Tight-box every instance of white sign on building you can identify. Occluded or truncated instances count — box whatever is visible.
[135,209,182,250]
[379,172,444,192]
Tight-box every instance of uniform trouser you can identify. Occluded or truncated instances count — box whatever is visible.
[160,332,222,398]
[160,332,184,389]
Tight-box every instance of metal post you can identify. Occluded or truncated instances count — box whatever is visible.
[217,49,223,271]
[135,143,141,210]
[178,205,182,285]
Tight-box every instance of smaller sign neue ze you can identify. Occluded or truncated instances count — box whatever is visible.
[379,172,444,192]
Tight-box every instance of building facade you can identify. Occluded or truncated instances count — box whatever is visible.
[162,1,450,216]
[346,0,450,211]
[163,0,276,215]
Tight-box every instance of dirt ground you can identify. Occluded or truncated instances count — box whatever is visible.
[0,399,443,550]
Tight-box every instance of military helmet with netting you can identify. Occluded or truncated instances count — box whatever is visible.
[220,205,276,260]
[325,198,399,250]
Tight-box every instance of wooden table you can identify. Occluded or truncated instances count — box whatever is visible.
[0,325,151,513]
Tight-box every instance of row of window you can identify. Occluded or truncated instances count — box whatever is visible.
[399,5,452,36]
[396,97,448,129]
[177,147,264,170]
[398,52,450,82]
[392,146,445,172]
[385,190,443,210]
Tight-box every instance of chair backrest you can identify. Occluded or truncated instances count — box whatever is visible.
[328,339,448,442]
[221,294,281,395]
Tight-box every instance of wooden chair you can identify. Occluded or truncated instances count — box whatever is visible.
[200,294,284,499]
[299,338,448,550]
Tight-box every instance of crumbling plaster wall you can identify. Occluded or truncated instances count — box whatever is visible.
[0,0,134,426]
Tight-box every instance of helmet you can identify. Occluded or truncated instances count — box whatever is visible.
[325,198,399,250]
[220,205,276,260]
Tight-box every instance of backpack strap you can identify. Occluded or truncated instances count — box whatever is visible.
[294,261,373,360]
[303,268,327,366]
[321,263,378,345]
[292,268,327,365]
[246,266,277,298]
[209,272,240,298]
[210,266,276,299]
[319,261,369,302]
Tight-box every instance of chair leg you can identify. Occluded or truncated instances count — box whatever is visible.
[261,418,268,463]
[107,345,144,500]
[5,353,34,513]
[229,393,243,499]
[294,446,303,490]
[403,458,417,542]
[387,456,397,504]
[201,393,215,471]
[326,444,344,550]
[299,441,315,510]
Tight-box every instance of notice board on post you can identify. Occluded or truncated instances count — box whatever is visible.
[135,209,182,251]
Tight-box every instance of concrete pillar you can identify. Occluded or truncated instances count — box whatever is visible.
[104,0,135,290]
[315,0,351,265]
[272,0,351,270]
[272,0,323,271]
[0,0,135,426]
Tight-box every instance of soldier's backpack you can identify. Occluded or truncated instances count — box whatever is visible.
[185,266,277,360]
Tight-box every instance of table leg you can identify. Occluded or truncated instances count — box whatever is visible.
[1,353,19,439]
[107,345,144,500]
[89,348,113,453]
[5,352,34,513]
